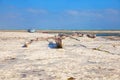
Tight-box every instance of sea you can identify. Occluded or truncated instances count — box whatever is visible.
[96,33,120,36]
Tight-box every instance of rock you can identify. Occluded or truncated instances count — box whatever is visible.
[67,77,75,80]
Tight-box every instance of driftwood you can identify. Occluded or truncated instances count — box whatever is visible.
[58,33,81,41]
[55,36,63,48]
[92,45,110,53]
[22,32,83,48]
[23,43,29,48]
[72,32,84,37]
[23,33,80,48]
[78,33,84,37]
[86,34,96,38]
[22,38,39,48]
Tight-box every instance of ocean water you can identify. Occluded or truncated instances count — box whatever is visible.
[96,33,120,36]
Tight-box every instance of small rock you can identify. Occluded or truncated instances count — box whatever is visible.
[67,77,75,80]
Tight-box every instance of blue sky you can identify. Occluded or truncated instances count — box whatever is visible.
[0,0,120,30]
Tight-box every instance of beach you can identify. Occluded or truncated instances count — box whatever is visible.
[0,31,120,80]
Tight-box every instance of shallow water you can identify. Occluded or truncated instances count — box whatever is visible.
[96,33,120,36]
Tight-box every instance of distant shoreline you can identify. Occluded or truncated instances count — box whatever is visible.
[0,30,120,34]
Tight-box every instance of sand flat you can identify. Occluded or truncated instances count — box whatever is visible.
[0,31,120,80]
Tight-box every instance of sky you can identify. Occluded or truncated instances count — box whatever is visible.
[0,0,120,30]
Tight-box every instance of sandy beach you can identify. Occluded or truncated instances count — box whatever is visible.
[0,31,120,80]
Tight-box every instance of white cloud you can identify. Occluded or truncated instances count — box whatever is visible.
[105,9,120,15]
[65,10,103,18]
[27,8,48,14]
[65,9,120,18]
[66,10,79,15]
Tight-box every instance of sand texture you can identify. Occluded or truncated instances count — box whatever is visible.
[0,32,120,80]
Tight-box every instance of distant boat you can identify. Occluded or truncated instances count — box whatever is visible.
[27,29,36,33]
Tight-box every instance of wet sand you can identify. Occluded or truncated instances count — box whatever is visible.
[0,31,120,80]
